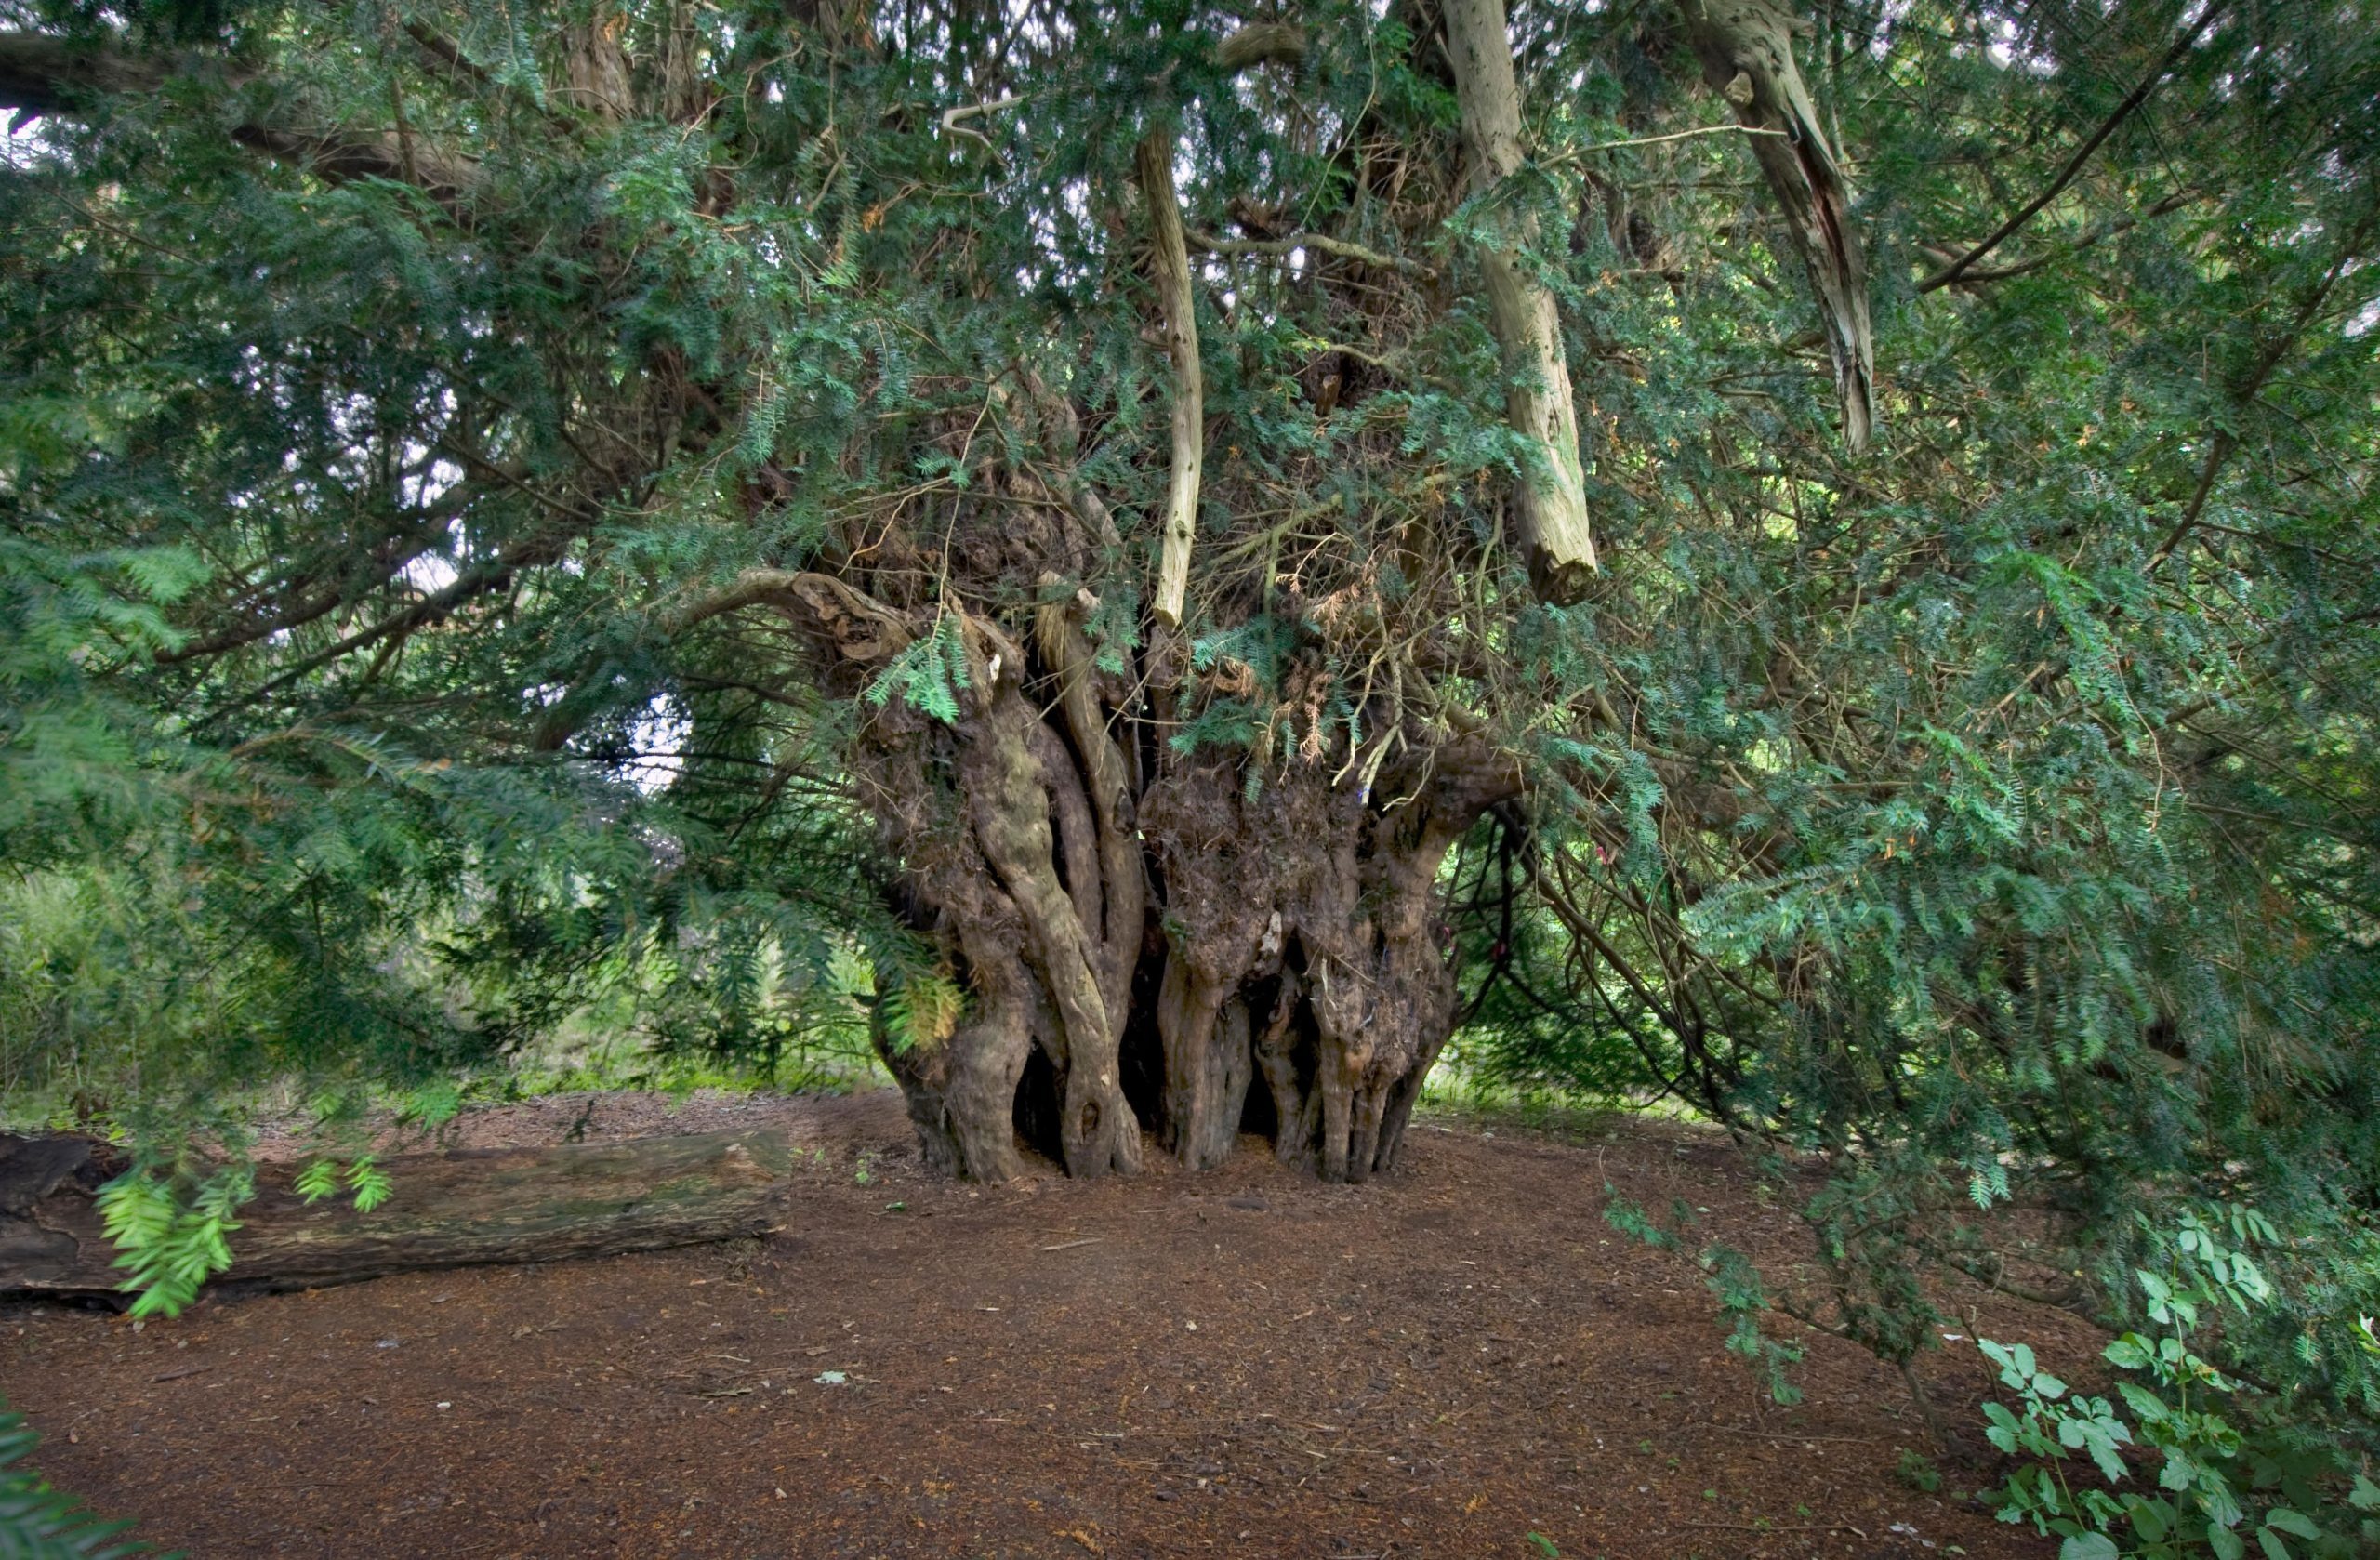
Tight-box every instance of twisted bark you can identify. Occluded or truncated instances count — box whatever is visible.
[707,560,1513,1185]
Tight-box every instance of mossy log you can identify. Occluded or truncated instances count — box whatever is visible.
[0,1130,794,1305]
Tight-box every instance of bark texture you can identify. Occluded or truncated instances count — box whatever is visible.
[0,1130,793,1303]
[705,523,1519,1183]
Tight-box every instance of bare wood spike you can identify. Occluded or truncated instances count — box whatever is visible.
[1441,0,1601,602]
[1137,130,1203,628]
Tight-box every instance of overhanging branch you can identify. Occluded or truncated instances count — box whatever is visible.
[669,569,916,670]
[1186,227,1436,281]
[0,32,165,117]
[0,29,473,202]
[1917,1,2228,295]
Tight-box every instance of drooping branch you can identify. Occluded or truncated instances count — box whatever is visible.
[1916,1,2228,295]
[1440,0,1600,602]
[0,30,474,201]
[155,480,494,667]
[195,549,547,722]
[2148,202,2380,566]
[1675,0,1875,452]
[1916,188,2205,288]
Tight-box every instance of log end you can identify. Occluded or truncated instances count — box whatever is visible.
[1528,544,1600,608]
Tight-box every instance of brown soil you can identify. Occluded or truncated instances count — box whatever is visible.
[4,1091,2075,1559]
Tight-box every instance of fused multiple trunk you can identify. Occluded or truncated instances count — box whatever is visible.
[689,549,1522,1185]
[0,0,1871,1191]
[667,0,1863,1187]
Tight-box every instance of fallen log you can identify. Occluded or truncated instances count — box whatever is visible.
[0,1129,795,1305]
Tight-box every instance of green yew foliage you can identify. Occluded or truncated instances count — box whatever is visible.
[0,0,2370,1474]
[0,1401,165,1558]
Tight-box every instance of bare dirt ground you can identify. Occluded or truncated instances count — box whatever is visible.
[4,1090,2078,1559]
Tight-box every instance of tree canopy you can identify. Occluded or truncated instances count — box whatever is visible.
[4,0,2379,1492]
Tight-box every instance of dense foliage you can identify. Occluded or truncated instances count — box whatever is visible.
[2,0,2376,1514]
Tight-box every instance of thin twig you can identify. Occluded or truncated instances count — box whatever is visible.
[939,94,1023,148]
[1919,2,2228,293]
[1185,229,1436,281]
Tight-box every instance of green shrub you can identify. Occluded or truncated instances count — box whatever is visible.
[1980,1213,2380,1560]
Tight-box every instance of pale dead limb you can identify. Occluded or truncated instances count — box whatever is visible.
[940,92,1024,148]
[1185,228,1436,280]
[1137,22,1311,628]
[1440,0,1600,602]
[1676,0,1876,452]
[1138,129,1204,628]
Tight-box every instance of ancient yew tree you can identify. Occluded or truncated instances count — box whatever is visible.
[5,0,1880,1183]
[7,0,2380,1383]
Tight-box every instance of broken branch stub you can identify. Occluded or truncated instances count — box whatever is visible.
[1442,0,1600,604]
[1677,0,1876,453]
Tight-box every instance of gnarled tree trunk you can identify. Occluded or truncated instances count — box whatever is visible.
[681,539,1516,1183]
[655,5,1577,1186]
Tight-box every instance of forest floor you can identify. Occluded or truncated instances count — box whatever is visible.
[3,1089,2082,1560]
